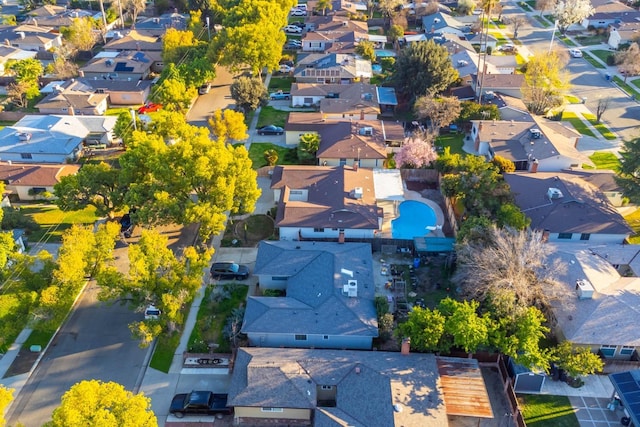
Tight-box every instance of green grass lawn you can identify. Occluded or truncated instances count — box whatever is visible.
[582,113,617,140]
[20,204,99,243]
[588,151,619,170]
[561,112,596,137]
[575,34,607,46]
[582,51,606,69]
[435,133,466,156]
[589,49,613,64]
[519,394,579,427]
[257,106,289,128]
[614,76,640,99]
[150,331,181,373]
[559,35,576,47]
[625,208,640,244]
[533,15,551,28]
[631,78,640,90]
[248,143,298,169]
[268,77,294,92]
[564,95,581,104]
[105,107,133,116]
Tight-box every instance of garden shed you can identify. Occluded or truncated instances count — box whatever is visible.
[508,358,545,393]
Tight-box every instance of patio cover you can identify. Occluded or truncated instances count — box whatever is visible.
[373,168,404,200]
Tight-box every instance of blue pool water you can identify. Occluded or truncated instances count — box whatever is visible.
[391,200,437,240]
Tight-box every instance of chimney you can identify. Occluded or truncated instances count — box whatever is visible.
[542,230,550,243]
[401,337,411,355]
[68,106,75,116]
[33,19,37,27]
[360,109,364,120]
[355,365,361,374]
[478,122,483,132]
[353,162,358,172]
[78,70,84,77]
[529,159,538,173]
[338,230,345,243]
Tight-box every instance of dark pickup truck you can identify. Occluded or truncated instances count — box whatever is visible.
[169,391,231,418]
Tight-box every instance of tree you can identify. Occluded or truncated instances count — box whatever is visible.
[397,306,446,352]
[551,341,604,380]
[595,97,611,123]
[114,110,141,146]
[453,226,568,321]
[615,137,640,203]
[378,0,403,27]
[496,202,530,230]
[264,149,279,166]
[355,40,376,61]
[45,56,79,79]
[414,95,462,133]
[387,24,404,46]
[60,17,98,52]
[456,215,493,243]
[49,380,156,427]
[316,0,333,15]
[536,0,556,16]
[440,298,492,354]
[494,306,551,370]
[7,58,43,103]
[0,385,13,427]
[458,101,500,122]
[54,162,126,217]
[230,76,269,112]
[522,50,570,114]
[506,15,528,39]
[424,1,440,15]
[6,81,30,108]
[491,155,515,173]
[394,134,438,168]
[457,0,477,15]
[153,78,197,112]
[553,0,595,33]
[162,28,197,64]
[298,133,320,162]
[123,0,146,27]
[392,40,459,99]
[615,42,640,83]
[208,109,248,142]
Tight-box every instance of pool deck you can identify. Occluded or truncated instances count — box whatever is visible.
[378,189,446,239]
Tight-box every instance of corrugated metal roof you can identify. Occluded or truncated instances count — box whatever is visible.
[437,357,494,418]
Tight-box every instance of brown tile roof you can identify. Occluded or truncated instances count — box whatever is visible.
[292,82,380,115]
[317,121,387,160]
[0,163,80,187]
[271,165,382,230]
[478,73,525,89]
[103,30,163,51]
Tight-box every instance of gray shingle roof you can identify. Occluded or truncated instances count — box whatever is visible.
[228,347,449,427]
[243,241,378,337]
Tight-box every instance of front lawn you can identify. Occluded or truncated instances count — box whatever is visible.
[519,394,579,427]
[613,76,640,99]
[574,34,608,46]
[625,208,640,244]
[559,35,576,47]
[20,204,100,243]
[248,143,298,169]
[588,151,619,170]
[582,51,606,69]
[268,76,294,92]
[561,112,595,137]
[150,331,181,373]
[582,113,617,140]
[589,49,613,64]
[564,95,581,104]
[257,106,289,128]
[435,133,466,156]
[533,15,551,28]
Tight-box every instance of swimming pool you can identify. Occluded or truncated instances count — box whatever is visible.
[391,200,437,240]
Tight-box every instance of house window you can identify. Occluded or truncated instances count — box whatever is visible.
[313,228,324,232]
[620,346,635,356]
[339,158,347,166]
[580,233,590,241]
[304,97,313,104]
[295,334,307,341]
[271,276,288,281]
[558,233,572,239]
[317,78,324,83]
[31,187,47,194]
[600,345,616,357]
[20,153,33,159]
[323,335,329,339]
[261,407,284,413]
[290,190,303,195]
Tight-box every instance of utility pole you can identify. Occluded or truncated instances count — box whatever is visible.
[549,20,558,53]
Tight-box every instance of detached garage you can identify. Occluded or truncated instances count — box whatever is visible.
[508,358,545,393]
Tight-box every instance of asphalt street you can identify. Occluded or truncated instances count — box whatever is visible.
[186,66,238,127]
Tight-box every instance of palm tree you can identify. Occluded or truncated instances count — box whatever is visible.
[316,0,333,16]
[477,0,500,101]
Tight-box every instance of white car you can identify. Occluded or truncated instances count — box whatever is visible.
[569,48,583,58]
[283,25,303,33]
[144,305,161,320]
[290,8,306,16]
[279,64,293,73]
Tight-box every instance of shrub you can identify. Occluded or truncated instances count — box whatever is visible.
[492,155,516,173]
[486,46,493,55]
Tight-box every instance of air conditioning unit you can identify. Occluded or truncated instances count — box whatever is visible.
[351,187,363,199]
[343,280,358,297]
[547,187,564,199]
[359,126,373,136]
[576,279,594,299]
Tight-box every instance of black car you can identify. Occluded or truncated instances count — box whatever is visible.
[169,391,231,418]
[257,125,284,135]
[120,213,133,238]
[210,262,250,280]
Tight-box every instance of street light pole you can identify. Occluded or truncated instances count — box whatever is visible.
[549,20,558,53]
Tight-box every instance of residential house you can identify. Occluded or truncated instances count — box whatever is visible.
[35,79,109,115]
[608,21,640,49]
[569,242,640,277]
[470,119,584,171]
[290,82,381,117]
[24,8,104,31]
[0,45,37,75]
[437,32,476,55]
[422,12,466,37]
[243,241,378,348]
[504,172,632,243]
[228,347,493,426]
[77,78,153,105]
[103,30,163,52]
[294,53,372,83]
[467,32,497,52]
[449,85,476,101]
[0,115,117,163]
[307,0,368,17]
[484,55,518,74]
[134,13,188,35]
[474,73,525,99]
[26,4,67,17]
[545,244,640,360]
[0,162,80,200]
[581,1,640,29]
[484,92,532,121]
[271,165,382,240]
[301,16,368,53]
[0,26,63,52]
[79,50,156,81]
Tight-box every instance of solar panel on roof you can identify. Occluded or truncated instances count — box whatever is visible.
[133,52,149,63]
[114,62,134,72]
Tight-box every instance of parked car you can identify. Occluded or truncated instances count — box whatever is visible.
[144,305,161,320]
[270,90,291,100]
[210,262,250,280]
[137,102,162,114]
[499,43,515,52]
[169,391,231,418]
[198,82,211,94]
[257,125,284,135]
[569,49,583,58]
[283,24,303,33]
[120,213,134,238]
[285,40,302,49]
[290,8,306,16]
[291,21,305,28]
[279,64,293,73]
